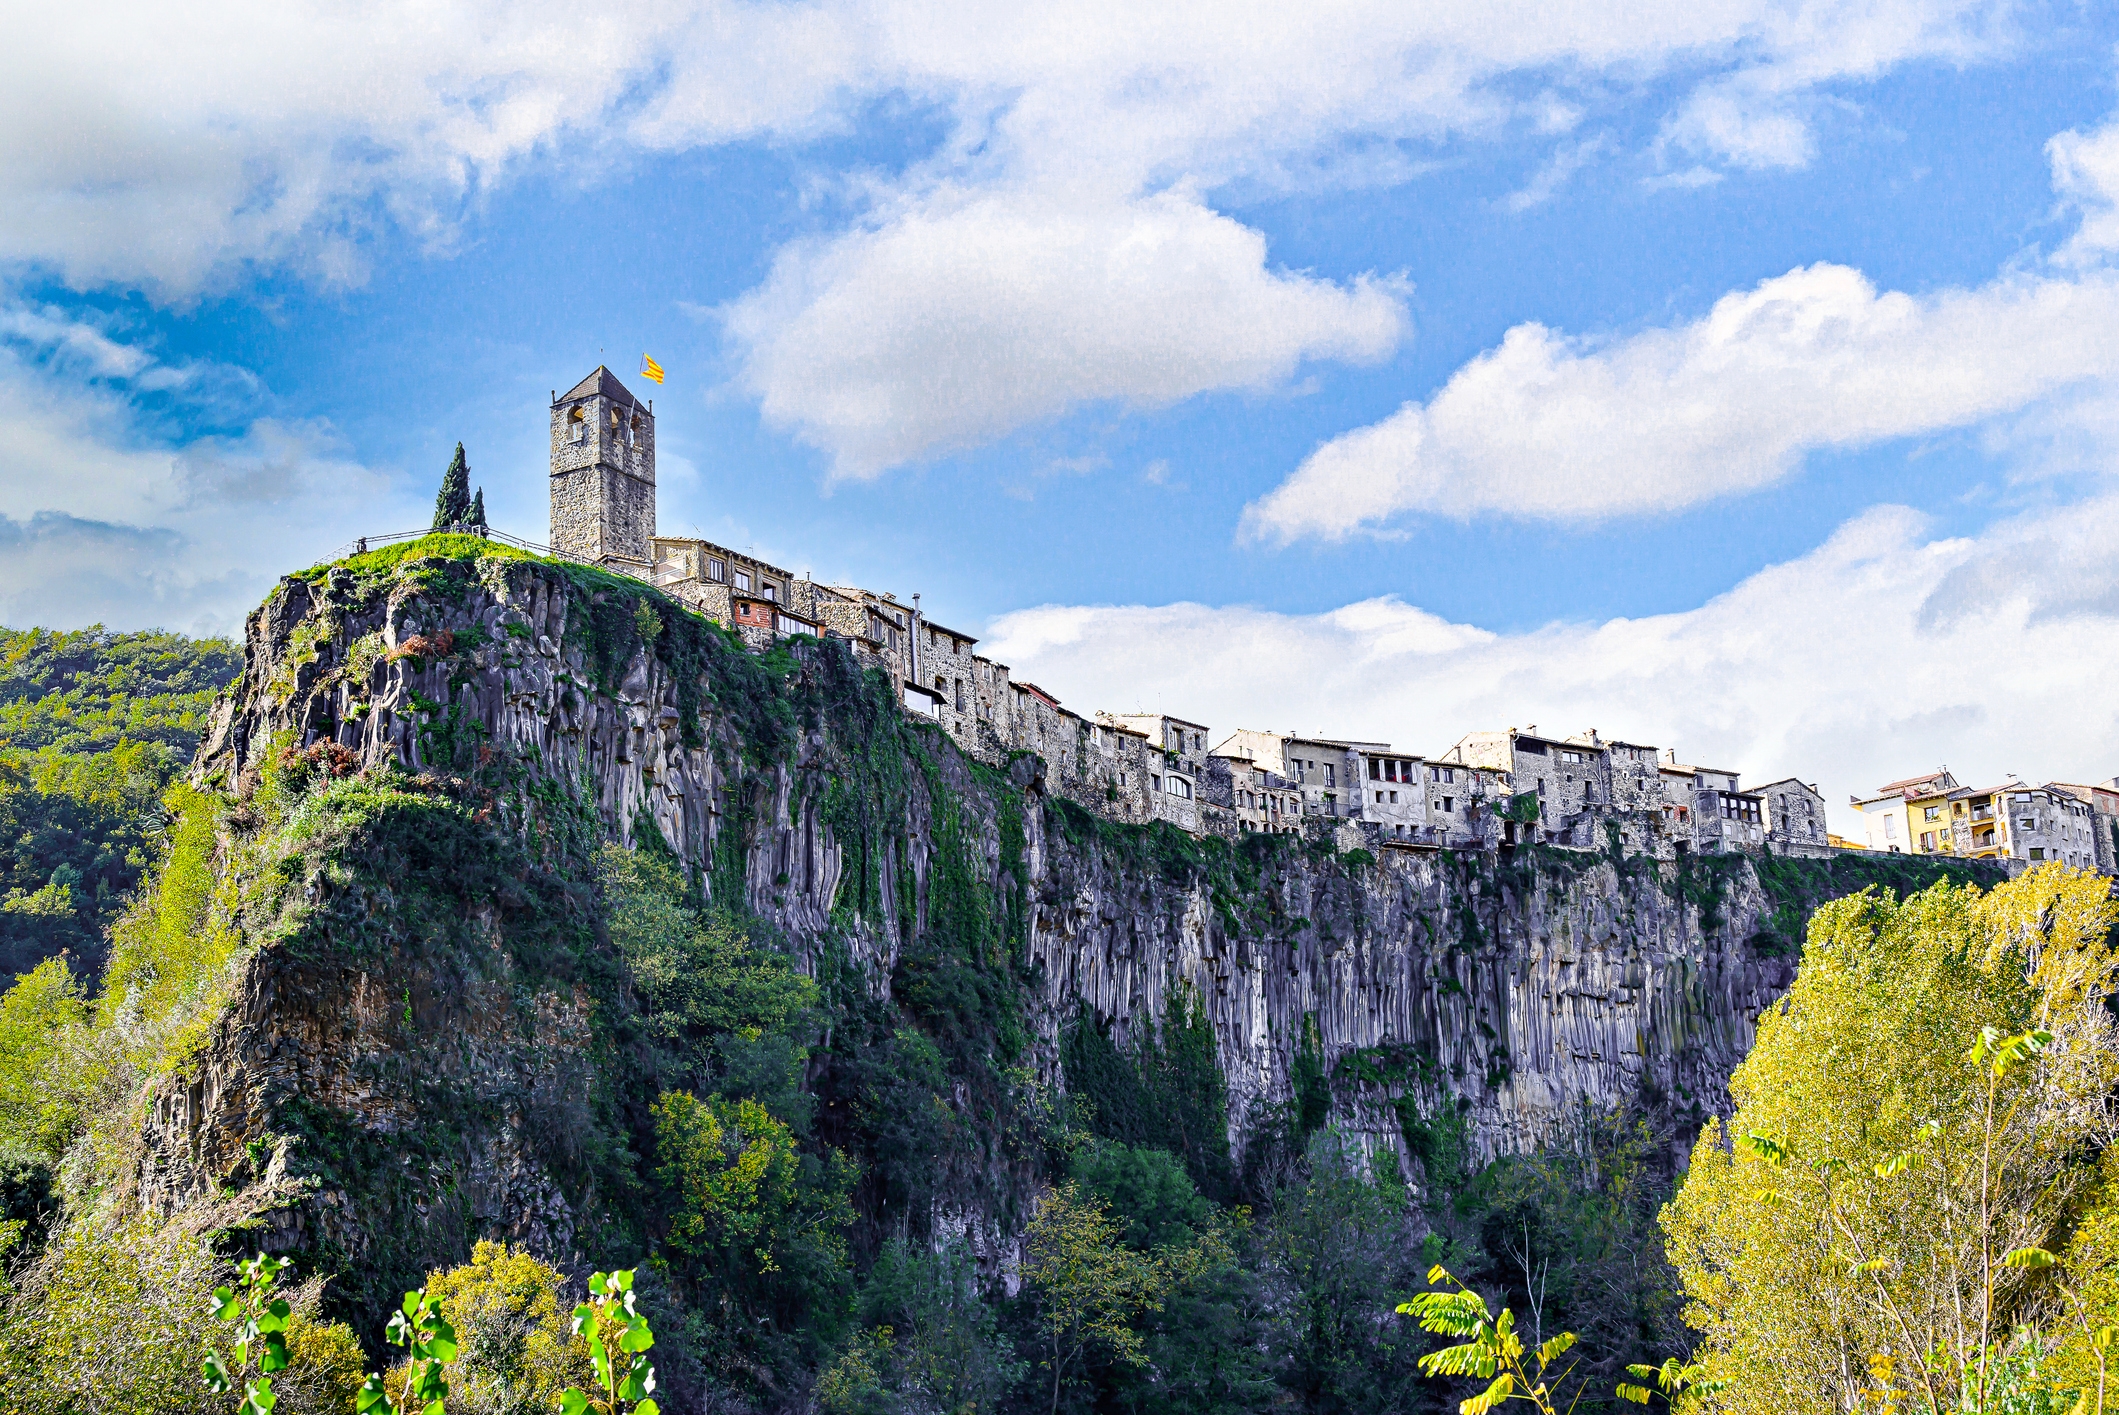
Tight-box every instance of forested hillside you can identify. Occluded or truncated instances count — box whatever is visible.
[0,626,239,973]
[0,546,2051,1414]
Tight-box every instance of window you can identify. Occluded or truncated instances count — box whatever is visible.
[1432,766,1454,784]
[2031,847,2046,860]
[1324,765,1335,787]
[706,558,726,583]
[1369,760,1381,780]
[1437,797,1454,813]
[1561,750,1582,763]
[1920,831,1936,850]
[1165,776,1193,800]
[761,582,777,602]
[1924,805,1941,821]
[1374,791,1383,803]
[734,571,752,592]
[1884,817,1898,840]
[1388,791,1398,804]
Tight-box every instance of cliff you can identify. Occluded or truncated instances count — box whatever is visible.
[143,536,1991,1308]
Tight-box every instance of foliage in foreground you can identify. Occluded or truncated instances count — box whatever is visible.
[1664,864,2119,1415]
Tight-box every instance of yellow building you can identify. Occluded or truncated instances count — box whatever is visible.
[1854,769,1959,854]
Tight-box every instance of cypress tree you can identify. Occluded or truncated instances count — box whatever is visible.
[468,488,488,529]
[432,443,471,528]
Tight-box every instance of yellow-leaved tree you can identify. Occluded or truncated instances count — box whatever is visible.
[1663,864,2119,1414]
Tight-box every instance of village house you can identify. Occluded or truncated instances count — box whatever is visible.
[540,367,2111,872]
[1754,778,1833,857]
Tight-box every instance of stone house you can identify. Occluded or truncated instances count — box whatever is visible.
[2049,782,2119,874]
[1285,737,1388,822]
[1936,781,2100,870]
[1352,747,1430,843]
[1754,778,1833,856]
[1105,714,1212,831]
[1681,762,1763,855]
[1419,759,1501,847]
[1445,728,1612,847]
[1211,750,1303,835]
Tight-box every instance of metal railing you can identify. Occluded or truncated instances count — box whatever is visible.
[308,523,605,572]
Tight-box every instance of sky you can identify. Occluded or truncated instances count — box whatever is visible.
[4,0,2118,833]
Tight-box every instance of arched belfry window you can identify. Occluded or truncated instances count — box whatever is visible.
[568,405,588,443]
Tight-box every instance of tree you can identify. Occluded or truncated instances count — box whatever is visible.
[468,488,487,530]
[1022,1184,1172,1415]
[1661,866,2119,1414]
[433,443,471,529]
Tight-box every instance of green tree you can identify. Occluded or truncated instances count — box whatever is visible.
[1022,1183,1176,1415]
[467,489,487,530]
[432,444,471,529]
[1662,866,2119,1414]
[417,1241,595,1415]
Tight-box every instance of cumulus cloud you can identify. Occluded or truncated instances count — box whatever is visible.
[988,496,2119,835]
[1,0,2018,465]
[724,189,1408,476]
[0,321,419,633]
[1242,263,2119,541]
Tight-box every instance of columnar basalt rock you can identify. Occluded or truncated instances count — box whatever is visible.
[160,547,1965,1285]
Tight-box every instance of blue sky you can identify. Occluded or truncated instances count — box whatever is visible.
[5,1,2118,826]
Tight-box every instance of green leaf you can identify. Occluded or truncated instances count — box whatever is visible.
[211,1286,241,1321]
[560,1388,590,1415]
[589,1271,610,1296]
[610,1268,634,1291]
[355,1373,394,1414]
[259,1332,290,1372]
[1875,1152,1912,1178]
[619,1323,655,1354]
[1537,1332,1577,1365]
[1617,1384,1652,1404]
[202,1350,233,1392]
[636,1401,661,1415]
[1462,1372,1514,1415]
[2004,1246,2059,1269]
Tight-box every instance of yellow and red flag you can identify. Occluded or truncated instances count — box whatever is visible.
[639,355,665,385]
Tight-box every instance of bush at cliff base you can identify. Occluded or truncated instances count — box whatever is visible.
[1662,862,2119,1415]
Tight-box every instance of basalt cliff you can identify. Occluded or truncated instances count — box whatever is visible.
[137,539,1984,1308]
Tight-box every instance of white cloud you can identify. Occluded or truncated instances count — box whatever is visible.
[0,325,420,634]
[724,189,1408,476]
[2,0,2017,467]
[987,497,2119,836]
[1502,136,1613,212]
[2051,108,2119,265]
[1241,263,2119,541]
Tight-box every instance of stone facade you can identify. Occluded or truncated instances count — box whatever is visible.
[1756,778,1834,857]
[526,367,2111,874]
[550,367,655,572]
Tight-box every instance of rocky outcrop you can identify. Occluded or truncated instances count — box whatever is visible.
[154,545,1832,1281]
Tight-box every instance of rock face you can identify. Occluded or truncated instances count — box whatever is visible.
[156,547,1817,1284]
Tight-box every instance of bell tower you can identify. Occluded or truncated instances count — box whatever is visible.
[549,366,656,571]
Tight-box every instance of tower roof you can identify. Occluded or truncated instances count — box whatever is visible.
[557,366,647,411]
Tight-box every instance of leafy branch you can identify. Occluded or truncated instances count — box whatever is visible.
[561,1268,659,1415]
[201,1254,293,1415]
[1400,1264,1581,1415]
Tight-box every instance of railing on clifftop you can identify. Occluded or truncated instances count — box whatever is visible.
[307,524,607,573]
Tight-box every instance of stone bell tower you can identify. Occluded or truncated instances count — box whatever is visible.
[550,366,656,571]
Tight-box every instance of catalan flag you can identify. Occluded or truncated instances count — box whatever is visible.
[639,355,665,385]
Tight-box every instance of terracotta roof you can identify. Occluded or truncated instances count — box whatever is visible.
[1876,770,1950,793]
